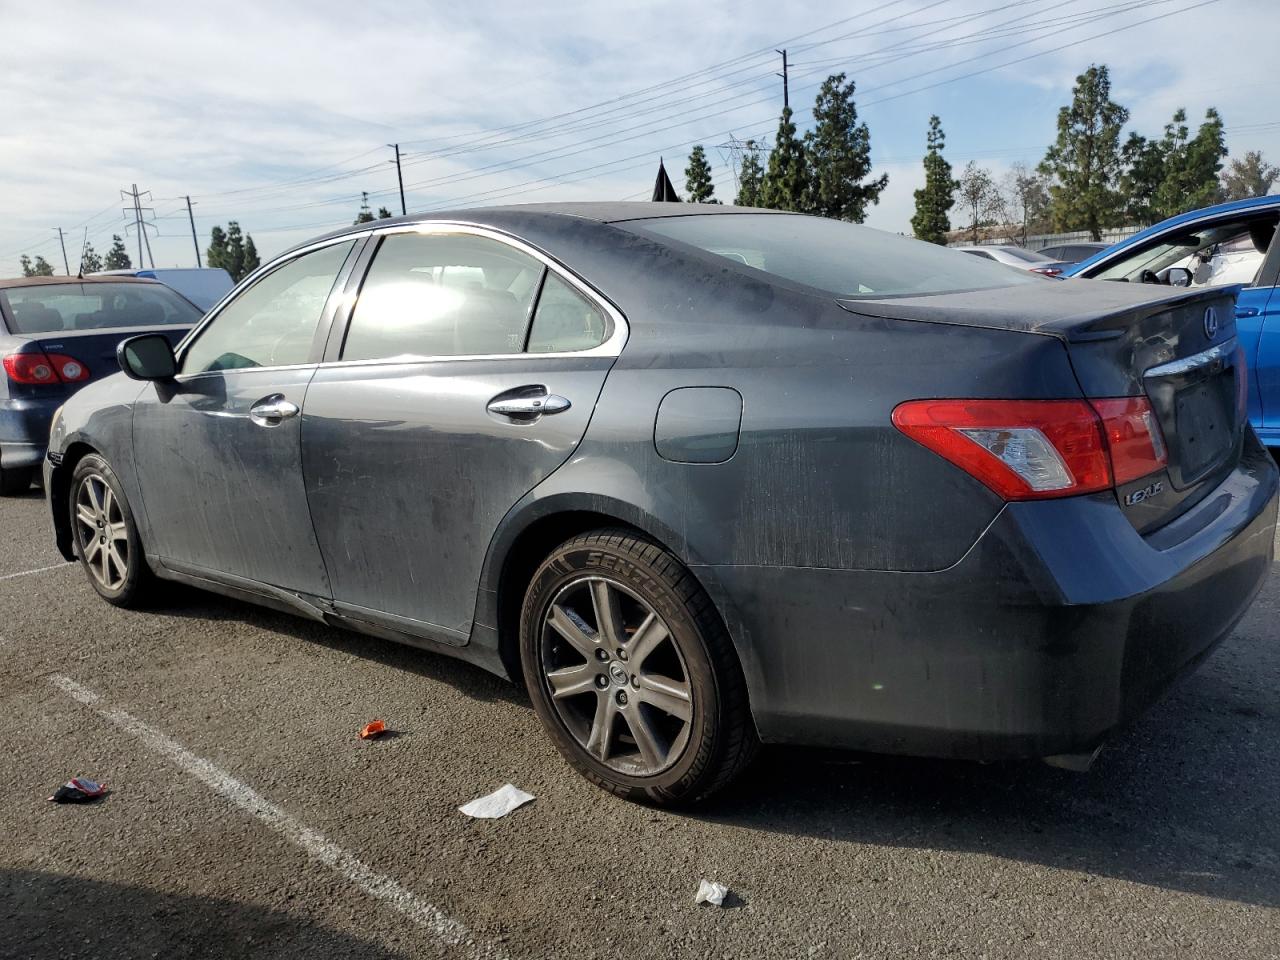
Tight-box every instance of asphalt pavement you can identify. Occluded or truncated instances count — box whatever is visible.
[2,484,1278,959]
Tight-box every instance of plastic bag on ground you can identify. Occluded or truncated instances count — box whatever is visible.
[458,783,535,819]
[694,879,729,907]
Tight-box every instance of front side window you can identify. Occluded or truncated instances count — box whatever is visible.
[181,241,354,374]
[1091,215,1277,287]
[526,273,609,353]
[342,233,543,361]
[1,282,201,334]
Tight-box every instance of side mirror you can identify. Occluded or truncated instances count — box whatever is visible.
[118,334,176,381]
[1162,266,1193,287]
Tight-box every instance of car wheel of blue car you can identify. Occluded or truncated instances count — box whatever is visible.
[519,529,757,805]
[69,454,156,607]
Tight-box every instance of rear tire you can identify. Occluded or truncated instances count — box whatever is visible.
[0,466,33,496]
[69,454,157,607]
[520,529,757,805]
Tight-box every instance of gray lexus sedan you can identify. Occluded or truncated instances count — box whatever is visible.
[44,204,1278,804]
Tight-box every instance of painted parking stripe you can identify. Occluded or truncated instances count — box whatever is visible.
[0,562,72,582]
[50,674,506,960]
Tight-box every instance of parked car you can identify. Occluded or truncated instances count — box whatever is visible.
[91,267,233,311]
[1064,194,1280,447]
[954,244,1063,275]
[1036,241,1110,264]
[45,204,1277,804]
[1,276,201,494]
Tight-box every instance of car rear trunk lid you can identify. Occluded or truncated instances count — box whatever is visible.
[840,282,1245,532]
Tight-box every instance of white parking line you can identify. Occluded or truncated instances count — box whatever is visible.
[0,562,72,582]
[50,674,506,960]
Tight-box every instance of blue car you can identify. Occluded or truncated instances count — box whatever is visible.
[0,275,202,494]
[1065,195,1280,446]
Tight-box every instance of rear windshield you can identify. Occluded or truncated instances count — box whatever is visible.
[0,282,202,334]
[1001,246,1053,263]
[624,214,1040,299]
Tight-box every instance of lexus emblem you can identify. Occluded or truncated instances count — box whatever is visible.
[1203,306,1219,339]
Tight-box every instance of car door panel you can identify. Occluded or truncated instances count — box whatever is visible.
[301,355,613,637]
[1247,285,1280,435]
[134,367,329,593]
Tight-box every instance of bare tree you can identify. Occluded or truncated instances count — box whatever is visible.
[958,162,996,244]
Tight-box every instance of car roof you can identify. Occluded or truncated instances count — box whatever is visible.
[295,202,791,253]
[0,274,165,290]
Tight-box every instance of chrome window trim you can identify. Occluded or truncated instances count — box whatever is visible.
[1081,205,1280,278]
[332,220,628,363]
[172,232,371,381]
[1143,338,1238,379]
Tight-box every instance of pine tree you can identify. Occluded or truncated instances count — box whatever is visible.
[683,145,719,203]
[104,234,131,270]
[80,243,104,273]
[1222,150,1280,200]
[805,73,886,222]
[225,222,247,281]
[1120,131,1167,224]
[1039,64,1129,240]
[377,206,394,218]
[1153,107,1225,217]
[242,235,261,277]
[910,115,957,244]
[760,107,810,212]
[206,226,229,275]
[20,255,54,277]
[735,142,765,206]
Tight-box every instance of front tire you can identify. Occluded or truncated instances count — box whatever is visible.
[520,530,757,805]
[69,454,156,607]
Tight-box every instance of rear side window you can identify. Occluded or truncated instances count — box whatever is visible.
[526,273,609,353]
[625,214,1039,298]
[342,233,543,361]
[0,282,201,334]
[181,241,354,374]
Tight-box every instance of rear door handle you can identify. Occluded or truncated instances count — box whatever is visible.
[249,394,300,427]
[486,389,571,420]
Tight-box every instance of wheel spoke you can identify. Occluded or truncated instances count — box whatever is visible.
[624,707,668,770]
[82,536,102,563]
[590,580,624,647]
[626,612,669,670]
[76,505,97,529]
[84,480,102,514]
[107,542,128,585]
[107,521,128,543]
[636,673,692,722]
[547,604,598,660]
[546,662,598,700]
[102,485,115,520]
[584,692,618,761]
[97,547,111,585]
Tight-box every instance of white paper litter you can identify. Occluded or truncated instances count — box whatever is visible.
[694,879,729,906]
[458,783,536,819]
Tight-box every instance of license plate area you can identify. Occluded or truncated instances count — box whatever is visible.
[1173,376,1234,484]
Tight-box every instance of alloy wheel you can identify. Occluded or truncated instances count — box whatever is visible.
[74,474,129,591]
[539,576,694,776]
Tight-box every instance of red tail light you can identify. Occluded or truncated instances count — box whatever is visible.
[2,350,89,385]
[1031,267,1062,277]
[893,397,1168,501]
[3,351,60,384]
[47,353,90,382]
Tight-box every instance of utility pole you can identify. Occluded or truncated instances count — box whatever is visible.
[185,195,202,268]
[130,184,144,266]
[776,48,789,111]
[54,228,70,275]
[389,143,406,215]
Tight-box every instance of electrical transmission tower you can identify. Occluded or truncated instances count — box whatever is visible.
[715,135,765,194]
[121,184,157,269]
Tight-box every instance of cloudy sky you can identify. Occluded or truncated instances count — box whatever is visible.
[1,0,1276,272]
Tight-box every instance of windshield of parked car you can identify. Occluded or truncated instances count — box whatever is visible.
[0,282,202,334]
[624,214,1041,298]
[1089,215,1277,287]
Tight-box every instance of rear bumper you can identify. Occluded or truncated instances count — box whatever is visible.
[703,433,1279,760]
[0,396,61,468]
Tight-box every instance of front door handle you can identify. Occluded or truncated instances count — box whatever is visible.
[1236,307,1260,319]
[249,394,300,427]
[486,389,571,420]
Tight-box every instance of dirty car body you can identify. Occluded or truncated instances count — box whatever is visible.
[45,204,1278,792]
